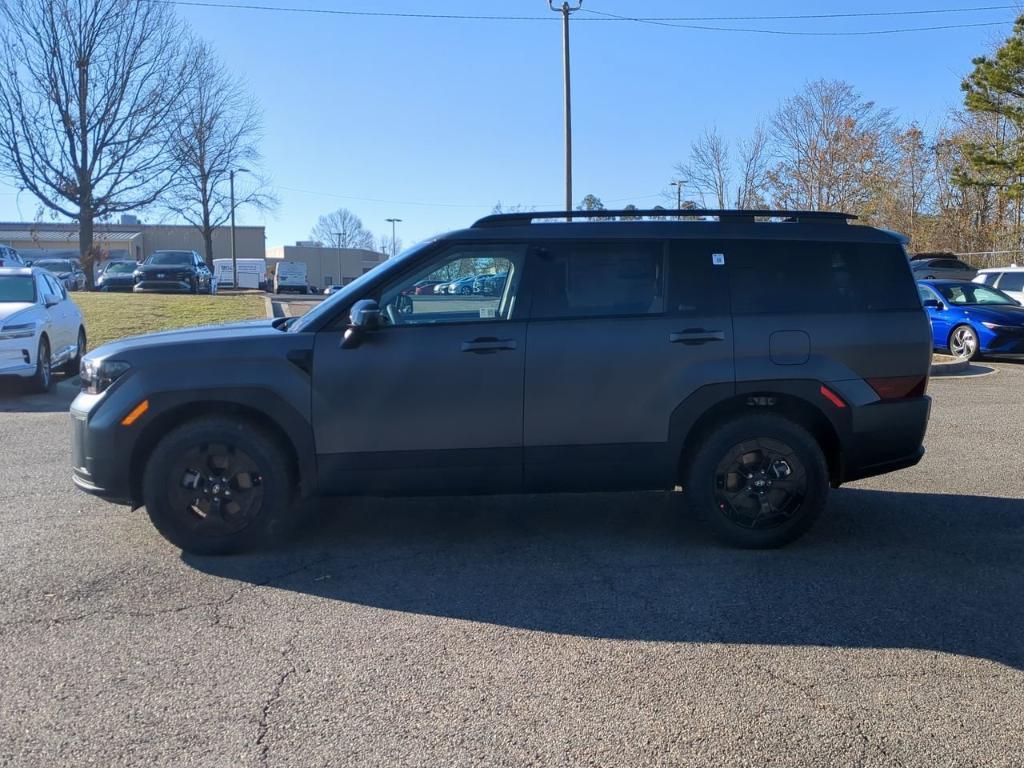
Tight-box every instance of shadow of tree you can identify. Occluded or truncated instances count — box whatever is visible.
[185,487,1024,668]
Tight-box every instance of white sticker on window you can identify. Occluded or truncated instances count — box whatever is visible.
[712,253,725,266]
[479,307,497,319]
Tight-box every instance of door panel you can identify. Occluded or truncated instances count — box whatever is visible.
[312,243,530,496]
[522,239,734,492]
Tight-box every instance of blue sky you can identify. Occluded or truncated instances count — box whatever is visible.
[0,1,1019,249]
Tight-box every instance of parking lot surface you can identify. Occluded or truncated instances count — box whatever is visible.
[1,364,1022,767]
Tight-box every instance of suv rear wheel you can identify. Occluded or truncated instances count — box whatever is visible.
[684,414,829,548]
[142,417,294,555]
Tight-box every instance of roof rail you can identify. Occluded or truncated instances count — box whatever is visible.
[472,209,857,228]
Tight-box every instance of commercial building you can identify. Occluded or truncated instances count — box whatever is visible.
[0,217,266,265]
[265,243,388,289]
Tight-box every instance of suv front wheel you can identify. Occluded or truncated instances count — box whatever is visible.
[684,414,829,548]
[142,417,294,555]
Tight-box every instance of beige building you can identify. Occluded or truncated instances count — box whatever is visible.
[266,243,388,289]
[0,218,266,265]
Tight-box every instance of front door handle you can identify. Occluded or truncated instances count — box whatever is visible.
[461,337,518,354]
[670,329,725,345]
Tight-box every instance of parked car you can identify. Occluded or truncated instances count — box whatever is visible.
[134,251,213,294]
[407,279,442,295]
[473,272,508,296]
[0,267,86,392]
[95,260,140,292]
[32,258,87,291]
[909,253,977,281]
[446,275,478,294]
[918,279,1024,360]
[973,266,1024,304]
[0,245,26,268]
[323,284,344,296]
[432,281,451,294]
[71,208,932,556]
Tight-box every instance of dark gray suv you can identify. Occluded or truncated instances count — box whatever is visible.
[71,210,932,554]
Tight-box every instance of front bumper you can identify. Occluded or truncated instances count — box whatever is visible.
[0,342,34,377]
[134,279,192,293]
[71,391,138,505]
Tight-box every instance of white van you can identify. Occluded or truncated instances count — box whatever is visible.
[213,258,267,290]
[273,260,310,294]
[973,265,1024,304]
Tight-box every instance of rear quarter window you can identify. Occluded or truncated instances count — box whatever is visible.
[727,239,921,315]
[998,272,1024,292]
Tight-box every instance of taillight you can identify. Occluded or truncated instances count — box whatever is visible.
[867,375,928,400]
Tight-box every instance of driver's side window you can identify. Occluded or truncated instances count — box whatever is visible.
[378,245,526,326]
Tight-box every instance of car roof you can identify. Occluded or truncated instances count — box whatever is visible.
[0,266,33,276]
[919,279,983,286]
[977,265,1023,272]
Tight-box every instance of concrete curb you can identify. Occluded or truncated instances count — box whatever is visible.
[931,354,969,376]
[263,295,285,319]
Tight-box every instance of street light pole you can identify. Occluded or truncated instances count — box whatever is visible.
[229,168,249,289]
[549,1,583,218]
[386,218,402,258]
[333,231,343,287]
[671,179,685,211]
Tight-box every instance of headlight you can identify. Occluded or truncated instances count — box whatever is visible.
[80,359,131,394]
[981,321,1019,331]
[0,322,35,340]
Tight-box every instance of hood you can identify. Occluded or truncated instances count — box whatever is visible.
[0,303,36,324]
[89,319,279,359]
[959,303,1024,325]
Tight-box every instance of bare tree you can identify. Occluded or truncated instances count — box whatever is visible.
[766,79,896,212]
[0,0,191,284]
[735,122,770,209]
[311,208,374,250]
[376,233,402,258]
[676,127,730,208]
[162,40,275,266]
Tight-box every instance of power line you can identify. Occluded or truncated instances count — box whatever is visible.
[581,7,1015,36]
[150,0,1019,33]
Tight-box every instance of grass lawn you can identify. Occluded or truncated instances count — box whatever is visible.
[72,292,269,349]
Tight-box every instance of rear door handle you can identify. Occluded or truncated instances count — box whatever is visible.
[461,337,518,353]
[670,329,725,345]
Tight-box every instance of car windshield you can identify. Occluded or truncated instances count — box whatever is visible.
[289,241,435,333]
[0,275,36,303]
[146,252,192,266]
[104,262,136,274]
[936,283,1018,306]
[34,259,73,272]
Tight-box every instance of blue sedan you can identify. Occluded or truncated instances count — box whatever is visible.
[918,280,1024,360]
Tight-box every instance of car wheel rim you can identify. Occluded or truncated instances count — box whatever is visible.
[77,330,86,358]
[713,438,807,530]
[951,328,977,359]
[40,348,50,387]
[166,442,265,537]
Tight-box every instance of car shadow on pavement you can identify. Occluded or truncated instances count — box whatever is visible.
[185,487,1024,669]
[0,377,77,413]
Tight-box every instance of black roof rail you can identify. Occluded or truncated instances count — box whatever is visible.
[471,209,857,228]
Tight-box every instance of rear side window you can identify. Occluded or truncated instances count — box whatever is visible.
[998,272,1024,292]
[728,240,921,314]
[977,272,1000,285]
[667,240,731,315]
[528,241,665,319]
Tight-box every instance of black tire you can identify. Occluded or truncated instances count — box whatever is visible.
[683,414,829,549]
[189,279,198,295]
[948,324,980,361]
[29,337,52,393]
[66,327,86,375]
[142,417,295,555]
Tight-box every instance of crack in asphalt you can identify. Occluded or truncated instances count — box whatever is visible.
[255,631,300,768]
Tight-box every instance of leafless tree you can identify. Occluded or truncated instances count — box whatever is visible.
[376,233,403,258]
[766,79,897,212]
[0,0,191,284]
[735,122,770,209]
[675,127,731,209]
[162,40,276,266]
[311,208,374,250]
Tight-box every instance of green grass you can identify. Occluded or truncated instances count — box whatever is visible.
[72,292,269,349]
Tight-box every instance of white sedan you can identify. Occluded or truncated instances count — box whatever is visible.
[0,267,86,392]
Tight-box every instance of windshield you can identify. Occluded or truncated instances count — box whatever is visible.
[0,275,36,303]
[935,283,1018,306]
[289,240,435,333]
[34,260,73,272]
[146,252,192,266]
[104,262,137,274]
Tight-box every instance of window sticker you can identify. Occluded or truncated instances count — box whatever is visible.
[712,253,725,266]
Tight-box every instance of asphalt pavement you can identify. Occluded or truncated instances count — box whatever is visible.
[0,363,1022,767]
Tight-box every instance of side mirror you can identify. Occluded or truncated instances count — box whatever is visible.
[45,297,60,308]
[341,299,381,349]
[922,299,944,311]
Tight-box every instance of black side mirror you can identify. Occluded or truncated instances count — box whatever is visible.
[341,299,381,349]
[922,299,944,311]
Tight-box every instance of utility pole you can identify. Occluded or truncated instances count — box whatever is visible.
[386,218,401,258]
[333,231,343,287]
[229,168,249,289]
[671,179,685,211]
[549,1,583,218]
